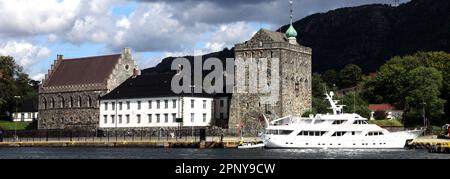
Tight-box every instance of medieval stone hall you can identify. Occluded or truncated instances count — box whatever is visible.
[228,26,312,135]
[38,48,138,130]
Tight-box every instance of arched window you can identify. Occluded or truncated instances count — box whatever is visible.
[87,96,92,107]
[78,96,82,107]
[42,97,47,110]
[51,98,55,109]
[69,96,73,108]
[60,96,65,108]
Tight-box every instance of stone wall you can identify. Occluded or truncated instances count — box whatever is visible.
[38,90,107,130]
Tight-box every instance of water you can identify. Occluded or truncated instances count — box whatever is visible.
[0,148,448,159]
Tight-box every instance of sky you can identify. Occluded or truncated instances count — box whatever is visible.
[0,0,408,81]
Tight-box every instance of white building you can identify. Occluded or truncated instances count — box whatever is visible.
[368,104,403,120]
[99,73,219,129]
[12,99,38,122]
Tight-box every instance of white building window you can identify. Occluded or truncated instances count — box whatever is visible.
[148,114,152,123]
[164,114,168,123]
[119,102,122,110]
[164,100,168,109]
[104,102,108,110]
[191,100,195,108]
[111,115,115,124]
[172,113,177,123]
[203,100,207,109]
[157,100,160,109]
[191,113,195,123]
[137,101,141,110]
[203,113,207,123]
[126,101,130,110]
[103,115,107,124]
[156,114,160,123]
[148,100,152,109]
[118,115,122,124]
[112,102,115,110]
[126,115,130,124]
[172,100,176,108]
[137,114,141,124]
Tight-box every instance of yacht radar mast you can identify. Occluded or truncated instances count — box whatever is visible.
[325,91,345,115]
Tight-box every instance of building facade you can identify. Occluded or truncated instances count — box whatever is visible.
[99,97,214,129]
[228,27,312,135]
[12,98,38,122]
[38,48,138,130]
[98,73,215,129]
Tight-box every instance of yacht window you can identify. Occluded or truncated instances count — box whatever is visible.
[279,130,293,135]
[332,131,346,137]
[314,120,325,124]
[332,120,346,125]
[352,131,356,135]
[298,131,326,136]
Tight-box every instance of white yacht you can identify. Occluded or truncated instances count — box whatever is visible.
[262,92,424,149]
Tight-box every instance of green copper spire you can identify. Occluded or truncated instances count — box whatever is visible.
[286,24,297,38]
[286,0,298,43]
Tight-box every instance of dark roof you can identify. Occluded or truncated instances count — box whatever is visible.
[368,104,399,111]
[260,29,288,42]
[100,73,218,100]
[44,54,121,87]
[17,98,38,112]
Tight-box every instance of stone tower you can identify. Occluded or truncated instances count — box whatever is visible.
[228,1,312,135]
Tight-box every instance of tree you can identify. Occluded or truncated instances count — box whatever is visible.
[405,67,444,125]
[373,110,388,120]
[339,64,363,88]
[311,73,325,98]
[366,52,449,125]
[0,56,38,115]
[322,69,338,88]
[339,92,371,119]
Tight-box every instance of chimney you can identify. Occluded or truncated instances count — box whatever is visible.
[132,68,141,78]
[57,54,63,61]
[123,48,131,56]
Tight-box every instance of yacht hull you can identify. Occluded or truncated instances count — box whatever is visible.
[264,130,423,149]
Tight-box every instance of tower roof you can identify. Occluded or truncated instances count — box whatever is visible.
[286,24,298,38]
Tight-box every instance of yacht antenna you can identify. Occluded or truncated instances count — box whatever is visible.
[354,88,356,113]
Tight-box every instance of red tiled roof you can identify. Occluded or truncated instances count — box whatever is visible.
[368,104,397,111]
[44,54,121,87]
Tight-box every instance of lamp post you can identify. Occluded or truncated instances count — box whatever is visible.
[190,85,195,141]
[14,96,21,141]
[422,100,427,134]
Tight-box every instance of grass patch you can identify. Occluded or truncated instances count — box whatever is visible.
[0,120,32,131]
[368,119,403,127]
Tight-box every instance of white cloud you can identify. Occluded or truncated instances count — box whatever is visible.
[31,73,46,81]
[0,41,51,67]
[116,17,131,29]
[0,0,81,36]
[203,21,257,53]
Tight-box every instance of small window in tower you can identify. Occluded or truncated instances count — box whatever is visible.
[125,65,129,70]
[259,41,263,47]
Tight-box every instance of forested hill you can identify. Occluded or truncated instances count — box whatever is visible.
[144,0,450,74]
[279,0,450,73]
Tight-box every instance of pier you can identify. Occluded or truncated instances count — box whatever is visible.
[0,137,262,149]
[407,138,450,154]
